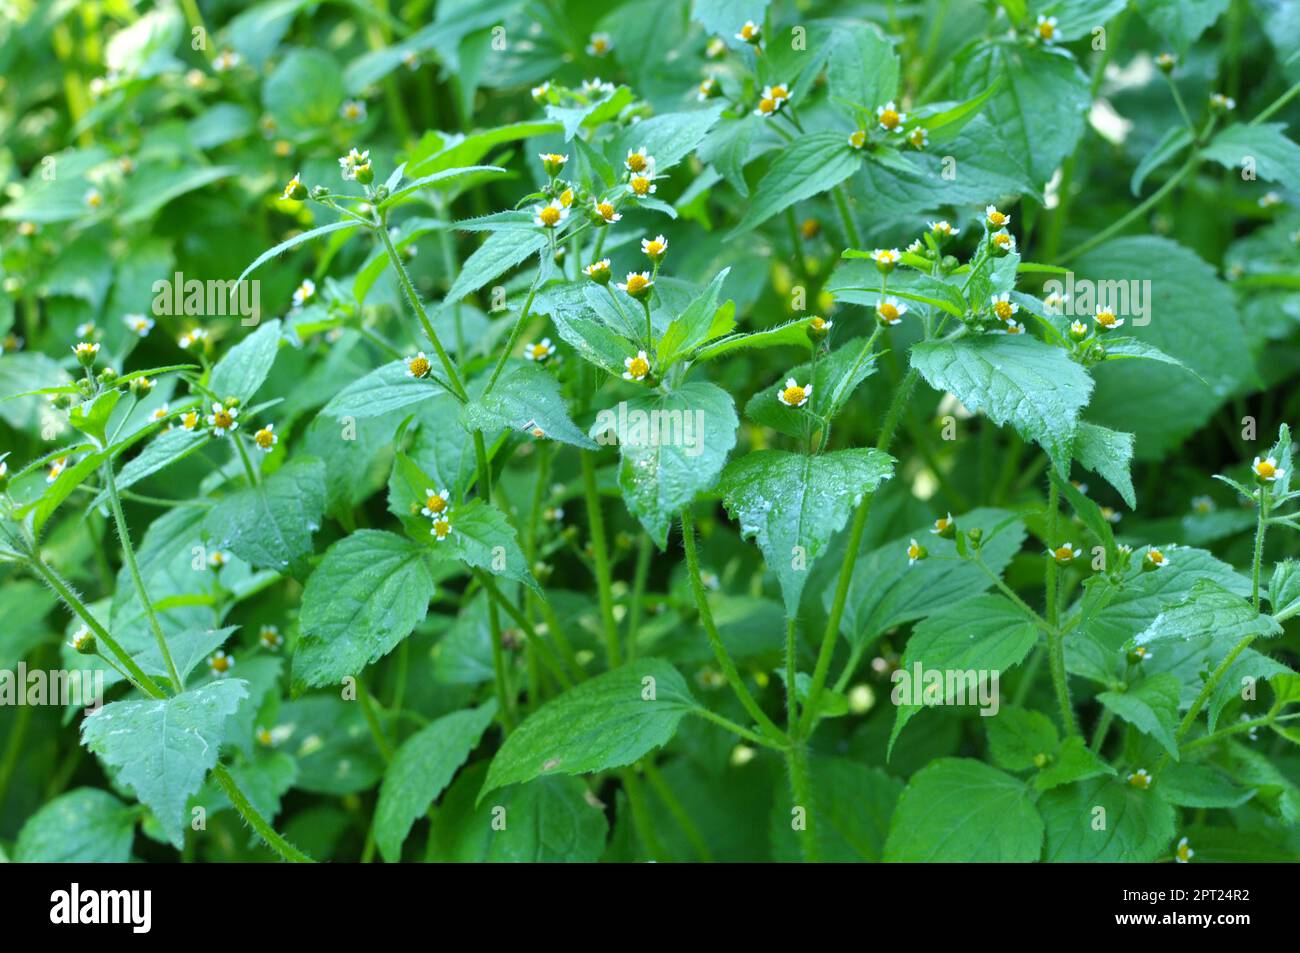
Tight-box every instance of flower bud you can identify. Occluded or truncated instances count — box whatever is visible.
[806,315,832,342]
[70,627,96,655]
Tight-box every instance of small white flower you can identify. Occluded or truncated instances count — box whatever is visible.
[592,200,622,223]
[524,338,557,362]
[1035,14,1058,43]
[207,649,235,678]
[47,456,69,483]
[641,234,668,260]
[1210,92,1236,112]
[534,199,569,229]
[254,424,277,453]
[421,488,451,518]
[338,147,371,181]
[1190,495,1216,514]
[623,350,651,382]
[1253,456,1285,482]
[340,99,367,123]
[697,77,718,102]
[1048,542,1079,564]
[178,328,208,350]
[292,278,316,308]
[876,100,906,131]
[259,625,283,650]
[123,313,154,337]
[986,205,1011,228]
[776,377,811,408]
[627,171,657,196]
[84,188,103,209]
[531,81,551,102]
[907,126,929,149]
[150,403,170,422]
[206,401,239,436]
[735,20,761,43]
[617,272,654,299]
[906,538,927,565]
[871,248,901,266]
[213,49,241,72]
[430,516,452,541]
[1127,768,1152,790]
[990,292,1019,323]
[1093,305,1124,331]
[928,220,958,237]
[1258,191,1282,208]
[1175,836,1193,863]
[876,296,908,326]
[991,230,1017,254]
[586,33,612,57]
[406,352,432,379]
[997,319,1025,335]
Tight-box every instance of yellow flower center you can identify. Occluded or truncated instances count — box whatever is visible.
[1176,842,1191,861]
[1038,21,1055,39]
[1256,460,1276,478]
[627,356,650,378]
[626,152,647,173]
[1129,772,1150,789]
[255,428,275,449]
[596,202,616,220]
[879,109,900,130]
[1054,546,1073,561]
[994,233,1012,248]
[782,385,806,406]
[1096,311,1116,327]
[531,344,551,360]
[758,97,777,114]
[910,128,925,145]
[211,655,230,673]
[848,130,866,149]
[591,38,608,53]
[630,175,651,195]
[625,274,649,295]
[560,189,574,207]
[907,543,922,559]
[770,85,788,100]
[993,301,1013,320]
[645,240,664,257]
[989,210,1007,225]
[426,494,447,514]
[433,519,451,538]
[1148,549,1165,564]
[408,356,430,377]
[539,205,561,227]
[182,412,198,429]
[879,302,899,321]
[935,518,950,531]
[213,409,233,429]
[741,24,757,39]
[811,317,827,331]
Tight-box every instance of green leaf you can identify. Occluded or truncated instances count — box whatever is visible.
[953,41,1090,187]
[68,389,121,444]
[480,659,696,798]
[321,359,445,419]
[1098,672,1183,759]
[235,220,363,287]
[546,85,634,140]
[1270,559,1300,618]
[292,530,439,691]
[883,758,1044,861]
[1160,762,1256,808]
[1131,579,1283,653]
[1100,336,1201,378]
[14,788,137,863]
[608,105,727,174]
[840,508,1027,649]
[262,49,345,136]
[374,701,498,863]
[911,334,1093,476]
[729,131,862,237]
[1040,776,1175,862]
[693,319,812,362]
[377,165,506,210]
[1134,0,1229,52]
[1034,737,1116,791]
[80,679,247,848]
[439,498,538,592]
[1074,237,1256,459]
[987,706,1059,772]
[208,319,282,403]
[718,448,895,617]
[890,594,1040,754]
[1072,422,1136,508]
[592,381,737,548]
[656,270,733,369]
[202,457,326,579]
[463,362,596,449]
[1131,125,1194,195]
[429,765,608,862]
[827,22,899,115]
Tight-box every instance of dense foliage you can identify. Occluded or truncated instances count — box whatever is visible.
[2,0,1299,863]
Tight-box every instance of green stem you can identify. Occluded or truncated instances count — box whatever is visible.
[785,618,800,734]
[1059,153,1199,263]
[681,508,787,745]
[581,452,622,668]
[377,218,467,400]
[689,707,786,749]
[1090,709,1114,753]
[232,433,260,486]
[1044,478,1079,737]
[475,570,574,688]
[785,742,820,863]
[103,461,182,691]
[642,759,712,862]
[356,680,394,762]
[831,184,862,248]
[212,765,315,863]
[620,768,667,861]
[484,268,544,394]
[800,365,918,735]
[625,531,653,660]
[1252,79,1300,125]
